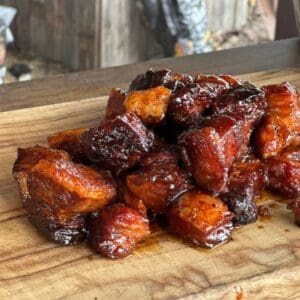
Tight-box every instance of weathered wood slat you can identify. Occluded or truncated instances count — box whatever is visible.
[0,68,300,299]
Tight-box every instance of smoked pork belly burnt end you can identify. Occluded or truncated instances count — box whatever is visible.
[124,86,171,126]
[167,83,213,127]
[47,128,88,164]
[178,115,245,194]
[89,203,150,259]
[167,190,233,248]
[104,88,127,120]
[255,82,300,159]
[129,68,192,92]
[27,159,117,215]
[266,146,300,198]
[13,146,71,202]
[211,82,266,124]
[124,150,192,215]
[13,146,117,245]
[194,74,233,96]
[167,74,239,127]
[219,159,267,226]
[288,199,300,226]
[81,112,154,175]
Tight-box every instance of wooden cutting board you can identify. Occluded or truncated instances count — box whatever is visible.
[1,69,300,300]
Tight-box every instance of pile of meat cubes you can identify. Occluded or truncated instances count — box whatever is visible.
[13,69,300,259]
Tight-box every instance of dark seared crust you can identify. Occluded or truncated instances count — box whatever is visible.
[211,81,266,124]
[129,69,193,92]
[167,190,233,248]
[89,203,150,259]
[220,160,267,226]
[29,213,87,245]
[47,128,88,164]
[124,150,192,214]
[81,113,154,175]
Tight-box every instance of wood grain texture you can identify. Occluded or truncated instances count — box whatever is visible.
[1,69,300,299]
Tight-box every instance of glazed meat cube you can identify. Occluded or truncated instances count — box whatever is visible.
[12,147,116,245]
[194,74,232,97]
[81,113,154,175]
[168,75,240,127]
[25,159,116,244]
[287,199,300,226]
[220,160,267,225]
[255,82,300,158]
[129,69,172,91]
[124,150,191,214]
[211,82,267,124]
[13,146,71,201]
[266,147,300,198]
[104,88,126,120]
[47,128,88,164]
[167,83,212,127]
[27,159,117,217]
[167,190,233,248]
[89,203,150,259]
[129,68,192,92]
[178,115,245,193]
[124,86,171,126]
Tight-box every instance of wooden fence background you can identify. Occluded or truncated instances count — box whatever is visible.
[0,0,250,70]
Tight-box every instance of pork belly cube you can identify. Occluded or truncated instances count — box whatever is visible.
[12,146,71,201]
[167,83,212,127]
[129,69,172,91]
[266,147,300,198]
[27,159,117,217]
[194,74,232,97]
[211,82,267,124]
[89,203,150,259]
[129,69,192,92]
[287,199,300,227]
[124,86,171,126]
[81,113,154,175]
[178,115,245,193]
[47,128,88,164]
[220,160,267,226]
[167,190,233,248]
[255,82,300,158]
[124,150,191,214]
[104,88,126,120]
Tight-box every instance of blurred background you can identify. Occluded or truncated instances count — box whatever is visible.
[0,0,298,84]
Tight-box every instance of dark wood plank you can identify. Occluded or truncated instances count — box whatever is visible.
[0,38,299,112]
